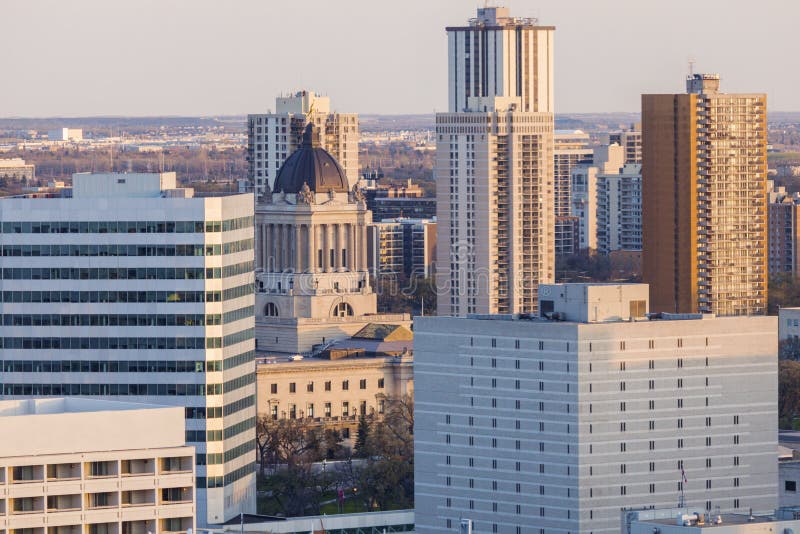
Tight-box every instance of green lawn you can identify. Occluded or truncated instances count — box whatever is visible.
[319,498,364,515]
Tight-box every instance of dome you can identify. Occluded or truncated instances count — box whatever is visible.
[273,124,348,194]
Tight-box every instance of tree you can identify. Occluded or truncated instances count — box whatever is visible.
[354,413,371,458]
[351,395,414,511]
[255,416,324,473]
[781,337,800,361]
[780,360,800,429]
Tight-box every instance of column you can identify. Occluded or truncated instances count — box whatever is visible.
[328,224,335,272]
[266,224,273,272]
[335,224,343,270]
[282,224,290,272]
[307,224,316,273]
[268,224,275,272]
[294,225,302,272]
[360,223,368,270]
[321,224,329,271]
[350,223,357,273]
[255,223,262,270]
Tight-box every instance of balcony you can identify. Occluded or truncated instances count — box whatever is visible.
[121,520,156,534]
[85,462,117,479]
[46,494,81,513]
[159,487,192,506]
[121,490,154,508]
[86,492,119,510]
[159,457,192,475]
[160,518,193,534]
[11,466,43,484]
[86,523,120,534]
[121,459,154,478]
[11,496,44,514]
[46,464,81,482]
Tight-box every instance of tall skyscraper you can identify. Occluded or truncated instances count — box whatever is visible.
[0,172,256,525]
[596,162,643,254]
[554,131,593,256]
[642,74,767,316]
[601,125,642,165]
[247,90,359,199]
[767,180,800,276]
[436,6,555,316]
[415,283,777,534]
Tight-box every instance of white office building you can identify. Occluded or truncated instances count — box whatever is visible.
[247,90,358,198]
[415,283,778,534]
[436,6,556,316]
[0,398,195,534]
[0,172,256,526]
[596,163,643,254]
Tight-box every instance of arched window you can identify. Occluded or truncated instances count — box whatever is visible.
[265,302,279,317]
[332,302,354,318]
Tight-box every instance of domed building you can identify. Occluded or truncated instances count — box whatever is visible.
[254,124,408,354]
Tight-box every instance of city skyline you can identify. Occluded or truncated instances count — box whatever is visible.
[2,0,799,117]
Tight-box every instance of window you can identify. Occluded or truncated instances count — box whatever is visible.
[307,382,314,393]
[289,382,296,393]
[784,481,796,492]
[342,402,349,417]
[342,380,349,391]
[270,383,277,394]
[325,381,331,391]
[378,378,385,389]
[359,379,367,390]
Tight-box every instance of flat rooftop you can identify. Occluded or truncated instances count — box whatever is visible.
[646,514,775,527]
[0,397,170,417]
[461,312,712,324]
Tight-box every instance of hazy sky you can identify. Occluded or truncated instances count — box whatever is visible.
[2,0,797,117]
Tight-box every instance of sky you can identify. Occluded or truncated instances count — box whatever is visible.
[1,0,798,117]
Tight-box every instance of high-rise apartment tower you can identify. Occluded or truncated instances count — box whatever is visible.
[642,74,767,315]
[436,6,555,316]
[247,91,358,199]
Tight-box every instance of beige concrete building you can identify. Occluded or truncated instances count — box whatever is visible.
[0,159,35,183]
[256,325,413,444]
[437,7,556,316]
[0,398,195,534]
[642,74,768,316]
[247,91,358,198]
